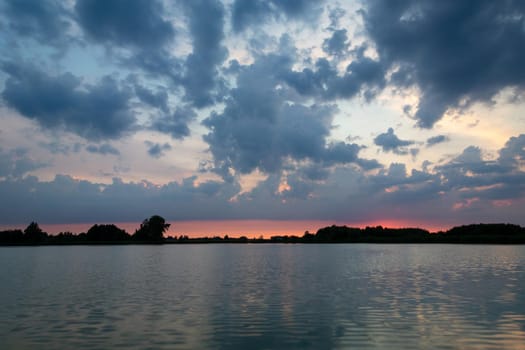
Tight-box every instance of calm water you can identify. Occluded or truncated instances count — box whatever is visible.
[1,244,524,349]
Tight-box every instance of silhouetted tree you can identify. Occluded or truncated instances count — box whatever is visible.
[87,224,130,241]
[24,222,47,242]
[133,215,170,241]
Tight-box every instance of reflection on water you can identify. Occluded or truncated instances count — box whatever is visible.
[1,244,524,349]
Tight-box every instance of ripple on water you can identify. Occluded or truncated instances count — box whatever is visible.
[0,244,524,349]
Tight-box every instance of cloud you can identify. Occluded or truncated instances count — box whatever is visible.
[1,61,136,141]
[498,134,525,169]
[1,135,525,226]
[182,0,228,107]
[145,141,171,158]
[75,0,226,109]
[150,106,196,140]
[0,174,240,224]
[1,0,70,46]
[75,0,174,50]
[299,165,330,181]
[86,144,120,156]
[426,135,450,147]
[40,141,82,155]
[436,139,525,202]
[281,49,386,101]
[1,1,524,230]
[124,51,184,82]
[133,83,169,113]
[363,0,525,127]
[74,0,181,84]
[374,128,414,155]
[231,0,324,32]
[322,29,350,57]
[202,52,377,179]
[0,148,47,178]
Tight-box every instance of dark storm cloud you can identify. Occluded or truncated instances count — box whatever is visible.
[145,141,171,158]
[203,100,338,177]
[322,29,350,57]
[85,144,120,156]
[281,50,386,101]
[0,174,240,224]
[0,148,47,178]
[74,0,181,84]
[40,141,82,156]
[182,0,228,108]
[1,0,70,46]
[330,52,386,100]
[426,135,449,147]
[299,165,330,181]
[75,0,174,50]
[231,0,324,32]
[1,135,525,225]
[133,84,169,113]
[125,51,184,83]
[1,62,136,141]
[150,106,196,140]
[322,142,361,165]
[374,128,414,155]
[76,0,226,108]
[202,52,377,180]
[363,0,525,127]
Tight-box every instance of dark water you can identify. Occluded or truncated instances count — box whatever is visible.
[1,244,524,349]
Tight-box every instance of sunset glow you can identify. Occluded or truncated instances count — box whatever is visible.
[2,2,525,350]
[0,0,524,231]
[0,219,448,239]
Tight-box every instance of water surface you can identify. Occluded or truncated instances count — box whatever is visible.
[1,244,524,349]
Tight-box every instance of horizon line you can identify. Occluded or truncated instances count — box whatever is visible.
[0,219,516,239]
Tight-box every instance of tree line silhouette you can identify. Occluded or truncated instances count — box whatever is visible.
[0,215,169,244]
[1,217,525,245]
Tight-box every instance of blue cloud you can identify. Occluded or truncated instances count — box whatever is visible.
[1,61,136,140]
[75,0,174,49]
[150,106,196,140]
[1,0,70,46]
[231,0,324,32]
[0,148,48,178]
[322,29,349,56]
[282,49,386,101]
[363,0,525,127]
[133,83,169,113]
[426,135,450,147]
[182,0,228,107]
[86,144,120,156]
[145,141,171,159]
[202,52,377,179]
[374,128,414,155]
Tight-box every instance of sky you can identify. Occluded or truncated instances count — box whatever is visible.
[1,0,525,235]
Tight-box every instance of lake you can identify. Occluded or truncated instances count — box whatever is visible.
[1,244,524,349]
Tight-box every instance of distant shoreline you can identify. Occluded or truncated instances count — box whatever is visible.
[2,222,525,245]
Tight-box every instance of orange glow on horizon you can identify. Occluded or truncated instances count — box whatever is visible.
[1,219,449,238]
[167,219,448,237]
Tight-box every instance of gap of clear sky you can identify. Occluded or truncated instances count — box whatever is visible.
[0,0,525,234]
